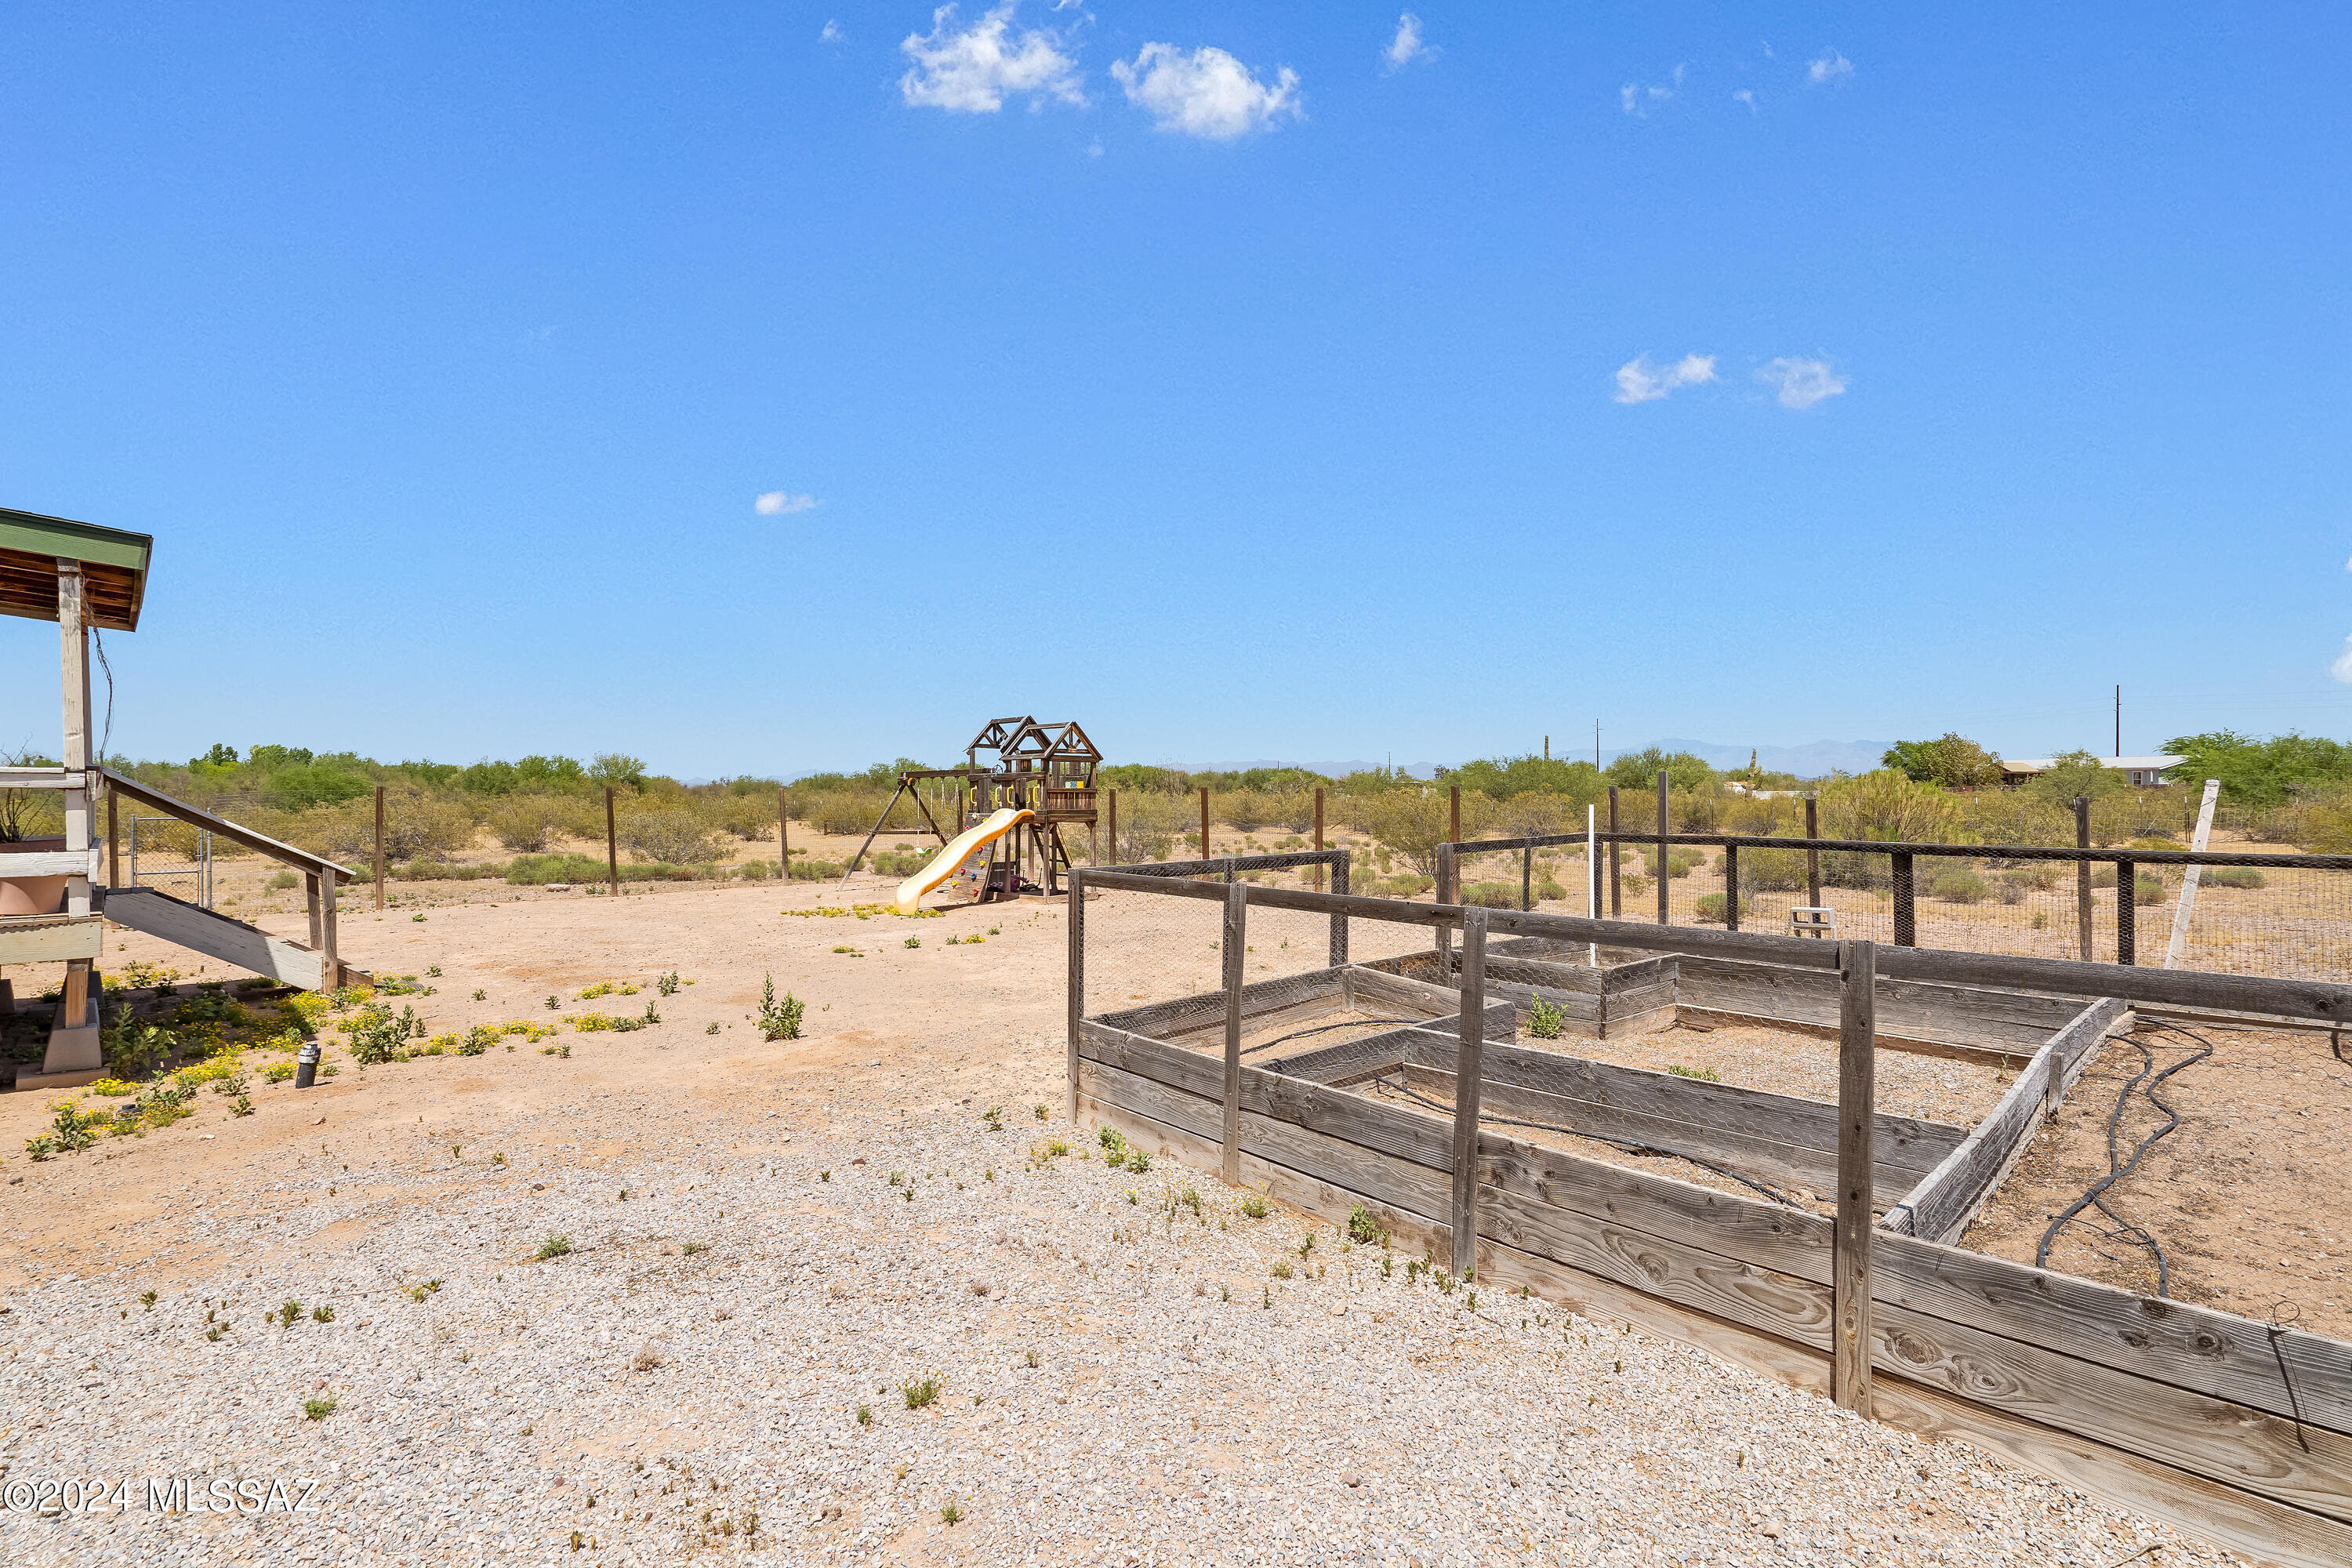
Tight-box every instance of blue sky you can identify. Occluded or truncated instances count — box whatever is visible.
[3,4,2347,778]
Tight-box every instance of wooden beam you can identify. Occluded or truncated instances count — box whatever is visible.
[1655,770,1669,926]
[1221,878,1245,1185]
[605,786,619,896]
[1066,869,1085,1123]
[1835,938,1876,1417]
[2165,778,2223,969]
[1450,908,1488,1279]
[372,784,386,911]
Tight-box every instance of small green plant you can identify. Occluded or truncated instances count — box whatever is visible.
[1668,1063,1722,1082]
[855,1404,871,1426]
[1348,1203,1388,1245]
[1024,1348,1040,1368]
[228,1094,256,1117]
[706,1022,720,1034]
[1123,1149,1152,1174]
[140,1289,158,1308]
[1240,1194,1269,1219]
[545,993,560,1010]
[276,1298,305,1328]
[940,1503,963,1525]
[535,1233,574,1261]
[1269,1260,1292,1280]
[405,1279,443,1301]
[311,1305,334,1323]
[982,1105,1004,1131]
[681,1241,708,1256]
[1525,991,1567,1040]
[1033,1103,1048,1120]
[303,1393,338,1421]
[426,964,442,977]
[757,975,804,1040]
[656,971,682,995]
[2205,866,2266,890]
[472,988,487,1001]
[902,1373,942,1410]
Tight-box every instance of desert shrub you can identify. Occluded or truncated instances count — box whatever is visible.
[506,853,609,885]
[403,859,507,881]
[1693,892,1753,924]
[1642,848,1701,880]
[1216,790,1316,833]
[1816,770,1963,845]
[283,786,477,864]
[101,1015,173,1081]
[267,869,299,890]
[802,790,914,837]
[1533,878,1569,901]
[2134,873,2165,906]
[757,975,804,1041]
[788,858,846,882]
[1929,868,1989,903]
[869,848,935,877]
[1997,862,2062,891]
[1818,850,1890,891]
[1621,872,1651,897]
[1733,846,1809,891]
[1524,993,1567,1039]
[1366,789,1489,877]
[1496,792,1574,838]
[2201,866,2265,890]
[710,792,782,840]
[486,797,566,853]
[1460,881,1522,909]
[618,808,716,865]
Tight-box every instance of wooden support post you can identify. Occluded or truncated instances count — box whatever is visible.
[779,787,790,878]
[2075,796,2094,962]
[1892,852,1915,946]
[106,788,118,890]
[1200,787,1210,858]
[1521,844,1533,911]
[61,964,89,1027]
[305,872,323,949]
[1723,842,1740,931]
[1313,787,1325,892]
[1805,793,1821,909]
[57,561,92,922]
[1327,851,1348,967]
[1655,771,1670,926]
[1450,785,1461,848]
[1834,938,1877,1417]
[1066,869,1085,1123]
[2116,857,2136,966]
[605,786,620,896]
[1435,843,1455,967]
[319,871,340,990]
[1220,880,1247,1185]
[1107,789,1117,866]
[373,784,386,911]
[1450,908,1490,1280]
[1608,786,1621,916]
[2164,778,2222,969]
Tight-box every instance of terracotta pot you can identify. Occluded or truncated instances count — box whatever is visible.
[0,837,71,917]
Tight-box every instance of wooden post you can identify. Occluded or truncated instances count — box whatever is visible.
[1107,788,1117,866]
[1723,843,1740,931]
[605,786,620,896]
[1327,850,1348,967]
[2074,797,2094,962]
[1066,869,1085,1123]
[1450,784,1461,848]
[56,561,92,926]
[1834,938,1877,1417]
[1655,770,1670,926]
[2164,778,2222,969]
[1450,908,1489,1280]
[319,871,340,990]
[1200,787,1210,858]
[779,787,789,879]
[1805,793,1821,909]
[106,788,119,890]
[305,872,323,949]
[1521,844,1533,911]
[1608,786,1621,916]
[1435,842,1455,967]
[1220,880,1247,1185]
[372,784,386,910]
[2116,857,2136,966]
[1892,852,1915,946]
[1312,787,1325,891]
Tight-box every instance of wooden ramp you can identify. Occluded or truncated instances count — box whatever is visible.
[101,886,346,991]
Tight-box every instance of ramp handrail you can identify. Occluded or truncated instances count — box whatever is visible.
[98,768,356,883]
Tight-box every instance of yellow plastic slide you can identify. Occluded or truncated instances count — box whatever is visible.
[895,808,1034,915]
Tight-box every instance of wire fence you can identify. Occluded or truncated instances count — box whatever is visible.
[1441,831,2352,984]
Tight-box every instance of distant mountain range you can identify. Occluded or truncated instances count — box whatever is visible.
[1156,740,1893,782]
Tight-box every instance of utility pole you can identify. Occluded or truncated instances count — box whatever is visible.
[1543,735,1549,761]
[1594,720,1601,770]
[2115,685,2122,757]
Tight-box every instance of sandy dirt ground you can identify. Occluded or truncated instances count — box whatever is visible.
[0,872,2260,1566]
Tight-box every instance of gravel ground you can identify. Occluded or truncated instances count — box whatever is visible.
[1,1038,2227,1567]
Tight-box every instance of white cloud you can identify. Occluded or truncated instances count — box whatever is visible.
[2332,636,2352,683]
[1112,43,1299,140]
[1385,13,1431,72]
[1620,69,1681,116]
[821,19,843,43]
[1614,354,1718,405]
[1806,51,1853,85]
[899,3,1083,114]
[1732,87,1757,114]
[755,492,820,516]
[1755,357,1846,409]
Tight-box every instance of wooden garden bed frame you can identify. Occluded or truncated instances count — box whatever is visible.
[1066,869,2352,1568]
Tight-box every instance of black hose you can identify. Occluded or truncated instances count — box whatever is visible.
[1365,1071,1806,1210]
[2035,1020,2212,1295]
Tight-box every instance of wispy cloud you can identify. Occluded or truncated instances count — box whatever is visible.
[899,3,1083,114]
[1732,87,1757,114]
[1384,13,1431,73]
[821,19,843,43]
[1614,354,1718,405]
[1620,64,1685,117]
[1755,357,1846,409]
[1112,43,1299,140]
[2332,636,2352,683]
[1806,51,1853,86]
[755,492,820,516]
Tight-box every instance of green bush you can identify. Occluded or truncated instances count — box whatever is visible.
[1997,862,2062,891]
[404,859,508,881]
[2135,873,2165,906]
[1460,880,1522,908]
[1693,892,1753,924]
[1733,846,1809,892]
[1524,992,1567,1040]
[2202,866,2265,890]
[788,858,846,882]
[617,808,717,865]
[1928,868,1989,903]
[505,854,609,885]
[1642,848,1701,880]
